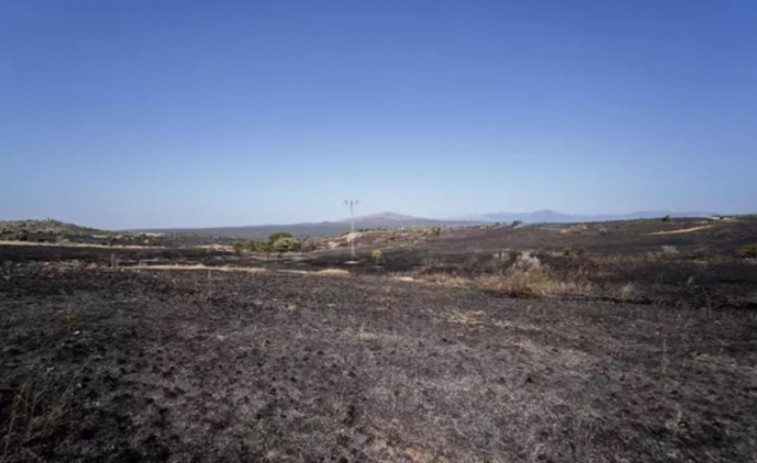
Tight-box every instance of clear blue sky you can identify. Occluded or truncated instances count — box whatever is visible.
[2,0,755,229]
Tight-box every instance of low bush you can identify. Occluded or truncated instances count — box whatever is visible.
[231,241,246,255]
[268,232,293,243]
[271,236,301,252]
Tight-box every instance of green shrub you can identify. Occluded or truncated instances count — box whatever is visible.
[268,232,293,243]
[739,244,757,258]
[271,236,301,252]
[232,241,246,255]
[662,215,671,222]
[232,239,267,254]
[256,240,272,252]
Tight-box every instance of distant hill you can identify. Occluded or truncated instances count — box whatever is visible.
[0,219,109,235]
[340,212,476,228]
[0,219,165,246]
[131,209,727,239]
[135,212,479,239]
[467,210,719,224]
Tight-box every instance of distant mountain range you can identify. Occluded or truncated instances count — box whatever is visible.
[133,210,720,238]
[465,209,719,224]
[135,212,477,239]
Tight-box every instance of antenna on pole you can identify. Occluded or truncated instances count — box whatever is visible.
[344,200,359,260]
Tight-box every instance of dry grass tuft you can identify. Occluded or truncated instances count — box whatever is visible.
[661,245,679,256]
[615,283,636,302]
[2,372,80,460]
[447,310,487,327]
[280,268,350,276]
[560,223,589,235]
[476,269,593,297]
[314,268,350,275]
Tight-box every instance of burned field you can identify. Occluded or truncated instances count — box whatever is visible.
[1,218,757,462]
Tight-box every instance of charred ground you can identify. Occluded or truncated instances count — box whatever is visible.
[1,217,756,462]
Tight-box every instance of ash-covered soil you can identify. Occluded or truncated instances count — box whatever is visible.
[1,266,756,462]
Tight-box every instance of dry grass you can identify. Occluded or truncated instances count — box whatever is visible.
[391,275,417,283]
[398,251,663,299]
[2,372,80,461]
[474,268,594,297]
[280,268,350,276]
[614,283,636,302]
[560,223,589,235]
[0,240,161,250]
[649,225,714,235]
[132,264,350,277]
[134,264,268,273]
[195,244,234,252]
[473,251,592,297]
[447,310,487,327]
[404,267,593,298]
[313,268,350,275]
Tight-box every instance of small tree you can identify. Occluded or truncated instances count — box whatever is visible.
[662,215,671,223]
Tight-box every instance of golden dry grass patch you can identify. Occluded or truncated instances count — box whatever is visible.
[447,310,487,327]
[648,225,714,235]
[390,275,418,283]
[392,268,595,298]
[133,264,268,273]
[314,268,350,275]
[131,264,352,276]
[279,268,350,276]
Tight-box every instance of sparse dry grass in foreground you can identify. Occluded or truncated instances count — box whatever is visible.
[280,268,350,276]
[400,264,594,298]
[397,251,653,299]
[134,264,268,273]
[473,268,594,297]
[2,372,80,462]
[131,264,350,276]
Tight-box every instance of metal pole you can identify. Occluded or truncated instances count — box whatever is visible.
[344,200,359,259]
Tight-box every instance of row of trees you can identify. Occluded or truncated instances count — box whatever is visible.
[232,232,303,254]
